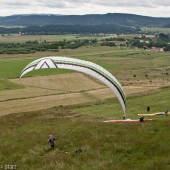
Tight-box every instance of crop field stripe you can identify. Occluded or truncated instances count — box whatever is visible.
[56,59,125,102]
[55,62,126,105]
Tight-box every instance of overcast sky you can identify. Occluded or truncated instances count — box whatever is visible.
[0,0,170,17]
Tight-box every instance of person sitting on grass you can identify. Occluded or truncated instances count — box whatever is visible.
[123,115,126,120]
[139,116,144,122]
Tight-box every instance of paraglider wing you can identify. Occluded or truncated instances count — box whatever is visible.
[20,57,126,114]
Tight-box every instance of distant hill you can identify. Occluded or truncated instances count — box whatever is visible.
[0,24,139,34]
[0,13,170,27]
[164,23,170,28]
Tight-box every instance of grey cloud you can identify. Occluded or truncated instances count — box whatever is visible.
[1,0,170,17]
[7,2,30,6]
[44,2,67,8]
[47,0,170,8]
[40,0,170,7]
[0,1,31,7]
[34,0,90,8]
[93,0,170,8]
[2,0,170,9]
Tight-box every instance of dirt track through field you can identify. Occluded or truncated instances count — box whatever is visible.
[0,73,161,116]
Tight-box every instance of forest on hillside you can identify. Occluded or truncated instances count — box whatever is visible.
[0,13,170,27]
[0,24,140,34]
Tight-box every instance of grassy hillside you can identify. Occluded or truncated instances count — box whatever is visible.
[0,38,169,169]
[0,87,169,170]
[0,47,169,80]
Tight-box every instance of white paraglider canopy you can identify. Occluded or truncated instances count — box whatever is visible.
[20,56,126,114]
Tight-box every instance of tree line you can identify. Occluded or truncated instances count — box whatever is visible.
[0,39,97,54]
[0,24,140,35]
[0,33,170,54]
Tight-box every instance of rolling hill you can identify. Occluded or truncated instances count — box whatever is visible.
[0,13,170,27]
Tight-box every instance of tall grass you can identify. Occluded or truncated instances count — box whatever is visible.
[0,88,169,170]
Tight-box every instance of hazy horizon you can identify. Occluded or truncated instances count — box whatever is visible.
[0,0,170,17]
[1,12,170,18]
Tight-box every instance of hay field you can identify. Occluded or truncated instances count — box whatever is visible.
[0,72,163,116]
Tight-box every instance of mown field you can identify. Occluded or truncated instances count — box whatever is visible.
[0,34,116,43]
[0,35,169,170]
[142,27,170,34]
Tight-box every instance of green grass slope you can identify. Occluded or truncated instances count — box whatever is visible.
[0,87,169,170]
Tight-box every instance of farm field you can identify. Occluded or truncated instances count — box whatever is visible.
[0,35,169,170]
[0,34,119,43]
[0,73,162,116]
[142,27,170,34]
[0,34,81,43]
